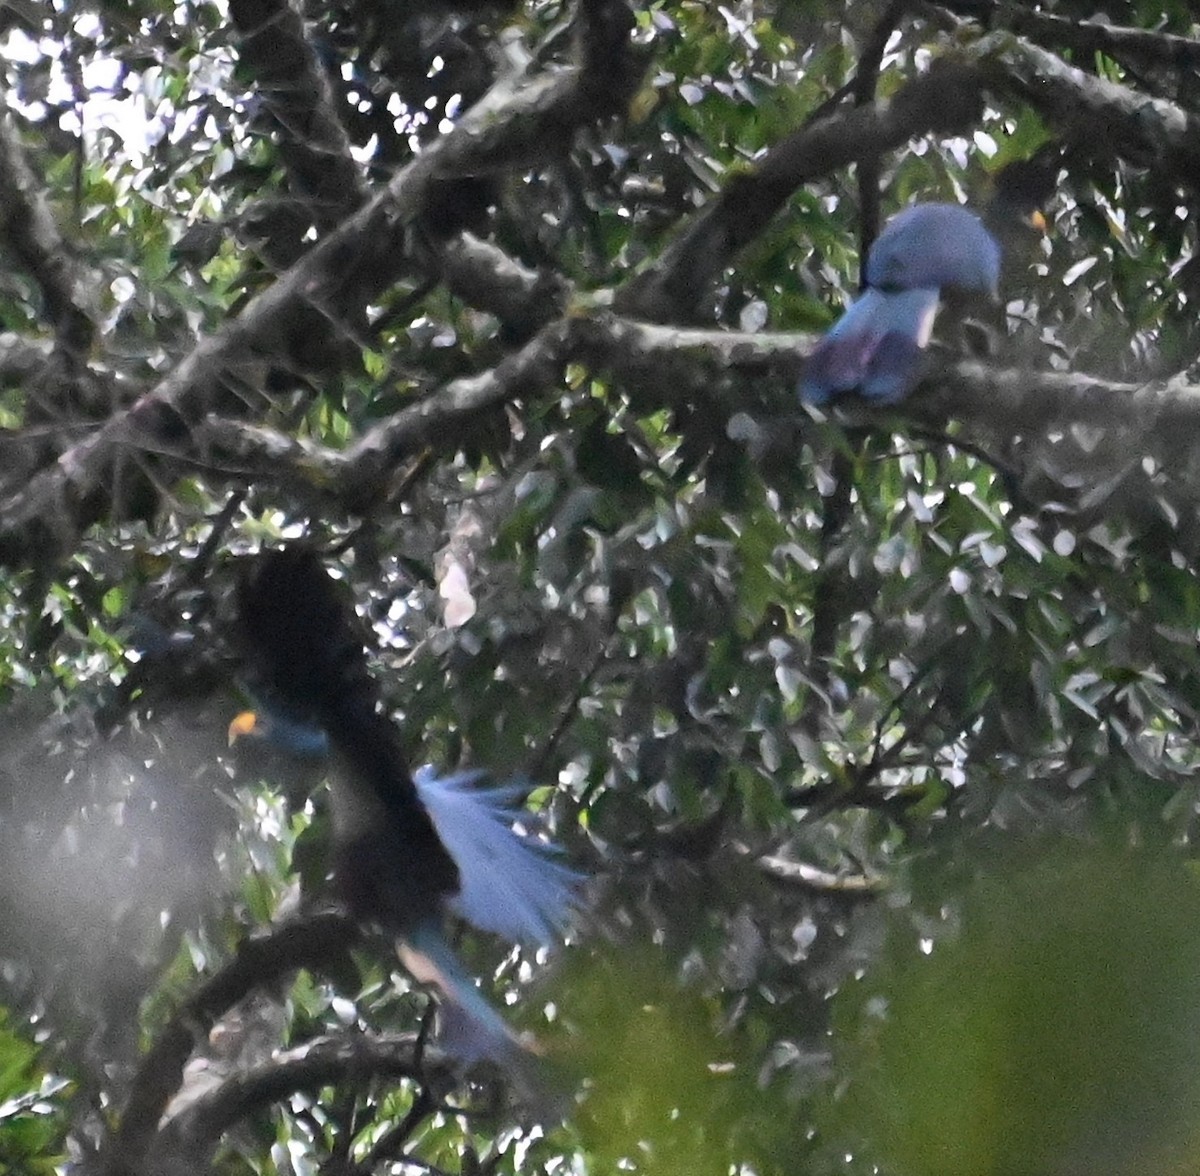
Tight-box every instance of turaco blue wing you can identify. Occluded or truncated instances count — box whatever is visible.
[235,549,582,1082]
[800,286,941,406]
[410,767,580,949]
[799,202,1002,406]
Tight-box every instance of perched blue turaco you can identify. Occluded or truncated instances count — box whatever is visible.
[799,164,1051,406]
[233,549,581,1088]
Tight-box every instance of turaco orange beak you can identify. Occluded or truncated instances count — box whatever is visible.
[227,710,260,746]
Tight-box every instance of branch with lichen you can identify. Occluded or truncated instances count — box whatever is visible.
[0,0,641,567]
[98,912,361,1176]
[190,315,1200,515]
[963,32,1200,183]
[229,0,367,226]
[153,1032,450,1170]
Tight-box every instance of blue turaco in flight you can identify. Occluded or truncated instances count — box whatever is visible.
[234,549,580,1086]
[799,158,1054,406]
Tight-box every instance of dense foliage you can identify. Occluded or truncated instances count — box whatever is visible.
[1,0,1200,1173]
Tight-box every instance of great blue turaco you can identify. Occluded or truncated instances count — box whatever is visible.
[233,548,580,1081]
[799,154,1057,406]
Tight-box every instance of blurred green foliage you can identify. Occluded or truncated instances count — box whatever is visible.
[833,845,1200,1175]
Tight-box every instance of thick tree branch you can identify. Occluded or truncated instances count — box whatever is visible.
[230,0,367,225]
[194,317,812,507]
[76,301,1200,537]
[99,911,360,1176]
[433,232,572,337]
[965,32,1200,184]
[914,356,1153,429]
[189,315,1200,523]
[936,0,1200,71]
[156,1032,450,1166]
[615,60,987,321]
[343,312,569,496]
[196,316,579,509]
[0,0,641,568]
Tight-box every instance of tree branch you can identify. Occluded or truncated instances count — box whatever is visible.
[99,911,361,1176]
[432,231,572,338]
[615,59,987,321]
[936,0,1200,72]
[156,1032,451,1167]
[194,316,813,508]
[191,316,1200,519]
[758,854,885,894]
[965,31,1200,183]
[229,0,367,225]
[0,0,642,568]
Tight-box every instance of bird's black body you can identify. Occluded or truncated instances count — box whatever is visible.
[235,548,583,1080]
[236,548,460,927]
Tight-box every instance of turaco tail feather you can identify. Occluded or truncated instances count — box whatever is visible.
[400,922,528,1068]
[800,286,940,405]
[399,922,560,1109]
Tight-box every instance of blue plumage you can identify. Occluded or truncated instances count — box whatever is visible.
[865,204,1000,293]
[801,287,939,405]
[414,767,581,949]
[800,202,1002,406]
[400,921,530,1070]
[231,706,580,1074]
